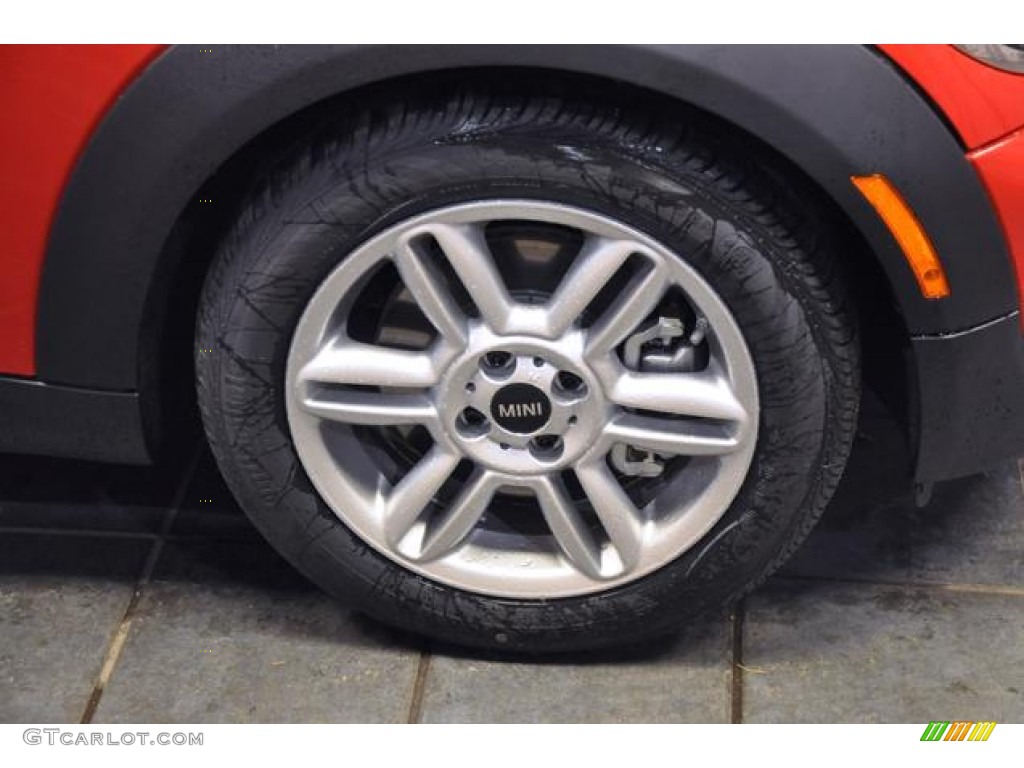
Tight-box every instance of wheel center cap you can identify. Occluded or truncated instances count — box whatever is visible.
[490,383,552,434]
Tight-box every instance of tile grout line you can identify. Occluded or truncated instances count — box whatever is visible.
[406,648,434,724]
[729,600,745,724]
[776,572,1024,598]
[79,443,204,724]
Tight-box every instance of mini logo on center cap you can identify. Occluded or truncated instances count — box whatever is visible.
[490,384,552,434]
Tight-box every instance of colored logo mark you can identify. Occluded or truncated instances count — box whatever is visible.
[920,721,996,741]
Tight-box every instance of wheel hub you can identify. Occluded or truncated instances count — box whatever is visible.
[489,384,551,434]
[437,326,607,475]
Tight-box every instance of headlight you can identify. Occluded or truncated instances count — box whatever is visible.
[955,44,1024,74]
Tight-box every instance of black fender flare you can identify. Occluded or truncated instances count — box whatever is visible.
[38,44,1017,388]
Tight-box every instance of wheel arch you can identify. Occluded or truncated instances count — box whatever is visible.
[35,44,1016,464]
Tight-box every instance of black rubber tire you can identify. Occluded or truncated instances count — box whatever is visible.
[196,86,860,653]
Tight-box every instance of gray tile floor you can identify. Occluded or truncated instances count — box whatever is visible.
[1,399,1021,723]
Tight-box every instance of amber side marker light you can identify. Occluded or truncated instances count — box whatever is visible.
[852,174,951,299]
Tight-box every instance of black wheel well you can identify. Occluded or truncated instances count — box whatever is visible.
[149,66,912,459]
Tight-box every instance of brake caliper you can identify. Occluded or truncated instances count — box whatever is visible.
[610,315,708,477]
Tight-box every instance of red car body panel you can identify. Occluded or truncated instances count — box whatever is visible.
[969,127,1024,319]
[1,45,1022,381]
[879,46,1024,324]
[880,44,1024,150]
[0,44,164,376]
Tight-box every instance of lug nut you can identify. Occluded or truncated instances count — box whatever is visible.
[456,407,489,438]
[529,434,565,461]
[554,371,588,400]
[481,350,515,379]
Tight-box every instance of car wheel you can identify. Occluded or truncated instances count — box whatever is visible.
[196,87,859,652]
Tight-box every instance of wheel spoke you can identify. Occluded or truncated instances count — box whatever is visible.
[428,223,514,333]
[604,413,742,456]
[298,339,438,389]
[574,460,645,572]
[382,446,461,547]
[299,391,438,427]
[584,260,669,359]
[533,476,604,579]
[609,370,748,422]
[418,470,498,561]
[545,237,636,337]
[394,237,468,346]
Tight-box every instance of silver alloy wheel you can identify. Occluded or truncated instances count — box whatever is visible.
[285,200,759,598]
